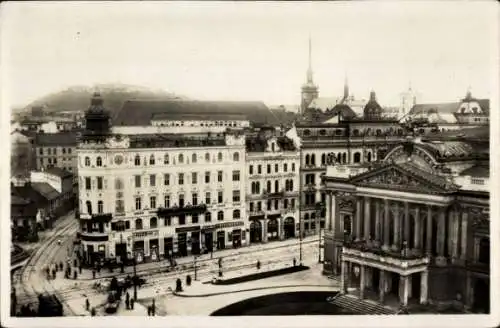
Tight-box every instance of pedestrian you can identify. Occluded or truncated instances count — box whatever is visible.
[130,298,135,310]
[74,259,77,267]
[147,306,151,316]
[85,298,90,311]
[52,269,56,279]
[79,266,82,274]
[152,299,156,316]
[293,258,297,267]
[126,291,130,302]
[92,270,96,279]
[125,298,130,310]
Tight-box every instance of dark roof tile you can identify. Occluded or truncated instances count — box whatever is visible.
[34,132,78,146]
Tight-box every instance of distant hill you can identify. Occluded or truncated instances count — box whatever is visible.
[19,83,186,116]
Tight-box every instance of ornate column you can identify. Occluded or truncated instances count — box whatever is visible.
[451,210,459,262]
[404,201,410,247]
[460,209,468,261]
[420,271,429,304]
[364,197,371,240]
[262,219,268,243]
[340,260,346,294]
[383,199,390,250]
[414,206,421,251]
[327,193,333,231]
[355,198,362,241]
[279,217,285,241]
[374,200,381,242]
[379,270,386,303]
[360,265,366,299]
[426,205,432,255]
[400,275,409,307]
[436,208,446,265]
[393,202,400,251]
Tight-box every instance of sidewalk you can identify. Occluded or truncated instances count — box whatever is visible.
[75,236,319,281]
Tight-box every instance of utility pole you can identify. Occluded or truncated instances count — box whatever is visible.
[193,256,198,281]
[133,253,137,301]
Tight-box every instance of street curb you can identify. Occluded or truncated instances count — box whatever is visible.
[172,284,336,298]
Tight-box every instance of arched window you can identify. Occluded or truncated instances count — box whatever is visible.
[303,129,311,136]
[85,157,91,167]
[135,218,143,230]
[353,129,359,137]
[205,212,211,222]
[479,237,490,264]
[274,180,279,192]
[376,129,382,136]
[267,181,271,193]
[150,217,158,229]
[205,153,210,162]
[97,200,103,214]
[178,154,184,164]
[233,210,240,219]
[285,180,290,191]
[367,152,372,162]
[134,155,140,166]
[304,213,310,221]
[311,154,316,166]
[192,153,197,163]
[96,156,102,167]
[256,182,260,194]
[233,152,240,162]
[251,182,255,194]
[321,153,326,166]
[319,129,326,136]
[305,154,310,166]
[271,143,275,152]
[149,155,155,165]
[115,178,123,190]
[342,153,347,163]
[289,180,294,191]
[164,154,169,164]
[353,152,361,163]
[218,152,223,162]
[217,211,224,221]
[337,153,342,163]
[86,201,92,215]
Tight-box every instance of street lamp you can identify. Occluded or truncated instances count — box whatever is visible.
[299,217,303,266]
[193,255,199,281]
[318,228,322,263]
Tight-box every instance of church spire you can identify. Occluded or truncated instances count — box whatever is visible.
[343,73,349,100]
[306,35,313,83]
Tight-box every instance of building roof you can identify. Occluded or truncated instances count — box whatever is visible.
[409,99,490,117]
[423,126,489,141]
[45,167,73,179]
[308,97,343,111]
[418,141,476,160]
[129,133,228,149]
[152,112,248,121]
[327,103,357,119]
[459,165,489,178]
[12,185,48,205]
[31,183,60,201]
[246,135,296,152]
[114,99,278,126]
[34,131,78,146]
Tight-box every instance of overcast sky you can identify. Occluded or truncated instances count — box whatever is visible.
[1,1,498,109]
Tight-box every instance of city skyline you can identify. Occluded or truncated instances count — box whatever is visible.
[1,2,497,110]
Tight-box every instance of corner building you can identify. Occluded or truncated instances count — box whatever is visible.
[77,93,248,265]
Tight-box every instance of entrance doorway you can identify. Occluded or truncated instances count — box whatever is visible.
[204,231,213,253]
[268,219,279,241]
[217,231,225,250]
[232,229,242,248]
[164,237,173,260]
[191,232,200,255]
[178,233,187,257]
[473,279,490,313]
[411,273,421,303]
[115,243,127,263]
[284,217,295,239]
[250,221,262,243]
[372,268,380,291]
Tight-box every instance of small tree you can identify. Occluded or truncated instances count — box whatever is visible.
[175,278,182,292]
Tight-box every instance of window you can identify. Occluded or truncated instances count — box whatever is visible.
[179,214,186,225]
[192,153,197,163]
[48,148,52,155]
[233,209,240,219]
[39,148,43,155]
[250,202,254,212]
[135,218,143,230]
[48,158,52,164]
[258,165,262,174]
[150,217,157,228]
[305,154,310,165]
[85,177,91,190]
[115,199,124,213]
[135,175,141,188]
[233,190,240,202]
[179,194,185,207]
[267,181,272,193]
[85,156,90,166]
[86,201,92,214]
[217,211,224,221]
[257,201,262,211]
[311,154,316,166]
[232,170,240,181]
[134,155,140,166]
[284,163,288,172]
[205,212,212,222]
[135,197,142,210]
[96,156,102,167]
[249,165,254,174]
[164,217,171,226]
[150,174,156,187]
[284,199,289,209]
[289,180,294,191]
[149,155,155,165]
[178,173,184,185]
[95,200,103,213]
[267,164,271,174]
[274,199,279,210]
[271,143,275,152]
[179,154,184,164]
[150,196,156,209]
[205,192,211,204]
[218,171,223,182]
[275,180,279,192]
[218,191,223,203]
[217,152,223,162]
[192,214,199,224]
[291,199,295,208]
[275,164,279,173]
[192,193,198,206]
[164,195,170,208]
[267,200,271,210]
[292,163,296,172]
[205,171,210,183]
[164,154,169,164]
[205,153,210,162]
[233,152,240,161]
[353,152,361,163]
[97,177,103,190]
[54,158,58,165]
[321,153,326,166]
[192,172,198,184]
[164,174,170,186]
[68,148,72,154]
[472,178,485,185]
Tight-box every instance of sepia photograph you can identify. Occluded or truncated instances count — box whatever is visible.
[1,1,498,328]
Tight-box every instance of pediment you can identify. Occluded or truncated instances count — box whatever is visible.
[350,164,450,194]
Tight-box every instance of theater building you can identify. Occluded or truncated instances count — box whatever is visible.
[77,93,249,265]
[322,129,490,312]
[245,128,300,243]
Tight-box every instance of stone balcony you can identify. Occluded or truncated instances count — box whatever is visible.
[342,240,430,275]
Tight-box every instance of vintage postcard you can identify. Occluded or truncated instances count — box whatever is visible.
[1,1,498,328]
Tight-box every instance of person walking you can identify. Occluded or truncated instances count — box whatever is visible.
[130,298,135,310]
[85,298,90,311]
[151,299,156,316]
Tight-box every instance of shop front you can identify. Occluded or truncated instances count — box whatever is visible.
[133,240,145,263]
[190,231,201,255]
[217,231,226,250]
[232,229,242,248]
[177,233,187,257]
[149,238,159,261]
[250,220,262,243]
[283,217,295,239]
[267,216,279,241]
[164,237,173,260]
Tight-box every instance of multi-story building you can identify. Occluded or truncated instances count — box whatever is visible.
[289,90,407,237]
[245,128,300,244]
[322,126,489,312]
[77,93,250,265]
[34,131,79,177]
